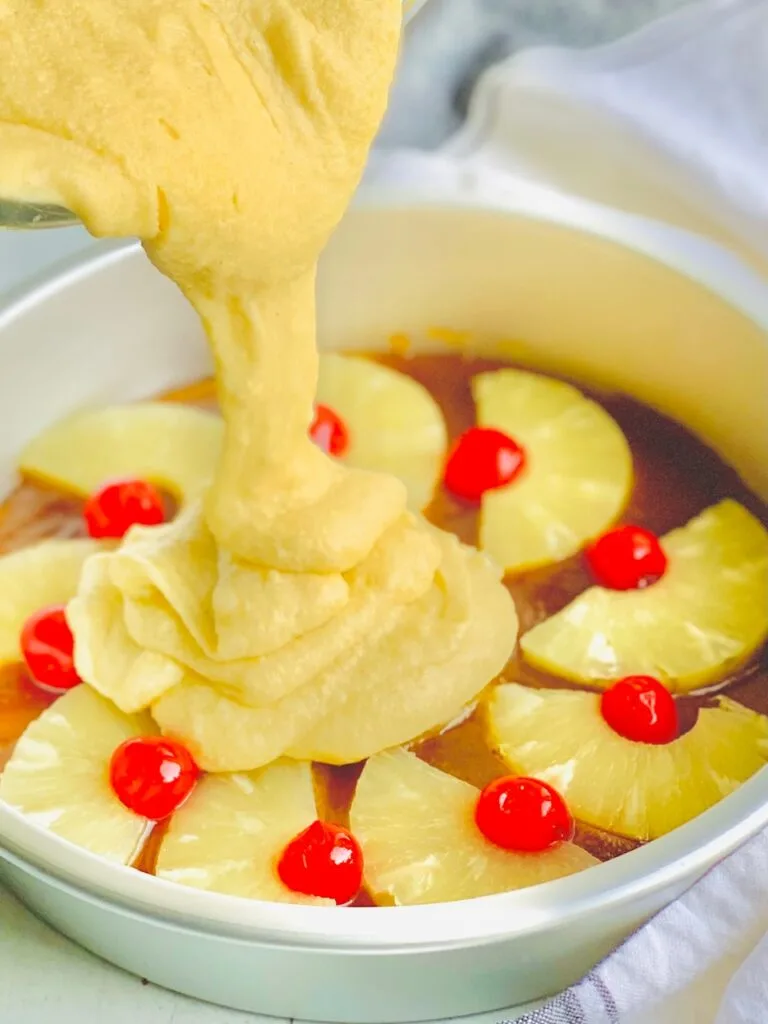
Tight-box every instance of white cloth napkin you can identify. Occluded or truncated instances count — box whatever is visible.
[369,2,768,1020]
[448,0,768,272]
[512,831,768,1023]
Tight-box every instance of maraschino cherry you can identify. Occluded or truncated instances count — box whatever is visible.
[443,427,526,504]
[475,776,574,852]
[84,478,166,540]
[601,675,678,745]
[586,524,667,590]
[310,405,349,457]
[20,605,81,693]
[277,820,363,904]
[109,736,199,820]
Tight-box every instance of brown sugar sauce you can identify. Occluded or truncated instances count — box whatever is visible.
[1,353,766,876]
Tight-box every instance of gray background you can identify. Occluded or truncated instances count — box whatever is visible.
[383,0,689,148]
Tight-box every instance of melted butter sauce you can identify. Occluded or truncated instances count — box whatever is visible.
[0,352,766,871]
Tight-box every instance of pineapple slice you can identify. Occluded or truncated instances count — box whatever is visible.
[0,539,100,663]
[0,684,155,862]
[475,369,632,573]
[350,748,597,905]
[487,682,768,840]
[156,760,330,904]
[316,354,447,510]
[19,403,222,504]
[521,500,768,691]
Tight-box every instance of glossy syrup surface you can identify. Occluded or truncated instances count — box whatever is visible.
[0,353,766,870]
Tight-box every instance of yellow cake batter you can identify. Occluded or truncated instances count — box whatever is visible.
[0,1,516,770]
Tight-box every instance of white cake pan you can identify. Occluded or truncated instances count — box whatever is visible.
[0,180,767,1022]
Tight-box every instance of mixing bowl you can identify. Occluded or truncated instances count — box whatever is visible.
[0,178,766,1022]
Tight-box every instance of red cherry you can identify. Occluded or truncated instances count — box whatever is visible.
[586,524,667,590]
[601,675,678,744]
[109,736,199,820]
[20,605,81,694]
[310,405,349,457]
[444,427,526,504]
[277,820,363,905]
[83,478,166,540]
[475,776,574,853]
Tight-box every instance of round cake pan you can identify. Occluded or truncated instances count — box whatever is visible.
[0,181,766,1021]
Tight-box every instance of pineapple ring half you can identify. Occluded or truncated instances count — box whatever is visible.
[350,748,597,905]
[19,403,223,505]
[316,354,447,511]
[0,539,101,663]
[155,760,332,904]
[521,500,768,692]
[0,684,155,863]
[475,369,633,574]
[487,682,768,841]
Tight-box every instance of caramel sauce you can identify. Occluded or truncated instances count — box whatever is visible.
[0,479,84,553]
[133,819,170,875]
[0,353,766,872]
[0,662,57,769]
